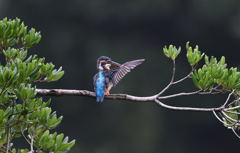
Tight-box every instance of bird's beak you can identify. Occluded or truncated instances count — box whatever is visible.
[110,61,121,67]
[104,64,111,70]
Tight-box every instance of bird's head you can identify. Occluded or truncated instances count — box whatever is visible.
[97,56,120,70]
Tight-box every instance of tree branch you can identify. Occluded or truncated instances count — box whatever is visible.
[36,88,228,112]
[6,128,11,153]
[158,90,202,99]
[155,99,223,112]
[232,128,240,139]
[222,90,235,107]
[36,89,157,102]
[30,135,34,153]
[213,110,225,124]
[172,71,192,85]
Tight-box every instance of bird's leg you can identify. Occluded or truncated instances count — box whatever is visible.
[105,90,110,96]
[105,83,113,96]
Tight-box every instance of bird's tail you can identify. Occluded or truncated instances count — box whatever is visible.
[96,95,104,103]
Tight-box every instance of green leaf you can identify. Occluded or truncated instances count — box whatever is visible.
[186,42,204,66]
[45,67,64,82]
[58,139,76,152]
[163,45,181,60]
[56,133,64,148]
[0,109,4,125]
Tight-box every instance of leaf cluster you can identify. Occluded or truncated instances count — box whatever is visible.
[0,18,74,152]
[0,18,41,49]
[163,42,240,133]
[163,44,181,60]
[163,42,240,91]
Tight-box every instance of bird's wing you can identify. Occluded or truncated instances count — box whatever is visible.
[93,73,98,91]
[110,59,145,86]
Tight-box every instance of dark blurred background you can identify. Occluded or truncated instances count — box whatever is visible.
[1,0,240,152]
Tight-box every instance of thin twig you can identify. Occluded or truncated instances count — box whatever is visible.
[232,128,240,139]
[227,98,240,107]
[212,111,240,129]
[154,99,223,112]
[225,105,240,111]
[222,90,235,107]
[172,63,199,85]
[223,110,240,115]
[30,134,34,153]
[158,90,202,99]
[156,59,176,97]
[217,111,239,127]
[6,128,11,153]
[21,128,31,146]
[212,111,226,124]
[172,72,192,85]
[221,112,240,127]
[198,91,221,95]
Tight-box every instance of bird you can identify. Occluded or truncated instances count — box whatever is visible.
[93,56,145,103]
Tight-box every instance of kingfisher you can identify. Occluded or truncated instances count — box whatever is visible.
[93,56,145,103]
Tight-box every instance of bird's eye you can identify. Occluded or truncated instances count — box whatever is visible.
[101,62,106,66]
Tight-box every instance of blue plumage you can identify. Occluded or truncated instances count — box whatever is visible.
[95,71,105,102]
[94,56,145,103]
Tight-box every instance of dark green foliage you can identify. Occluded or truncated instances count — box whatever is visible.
[0,18,75,152]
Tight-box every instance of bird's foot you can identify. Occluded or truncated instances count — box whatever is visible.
[104,91,110,96]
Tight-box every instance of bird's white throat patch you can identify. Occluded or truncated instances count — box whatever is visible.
[104,63,111,70]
